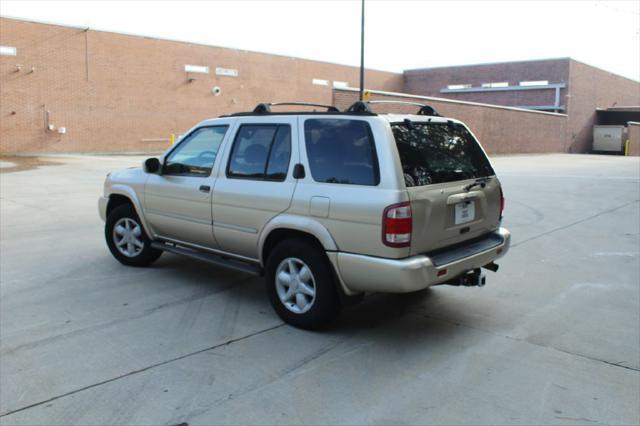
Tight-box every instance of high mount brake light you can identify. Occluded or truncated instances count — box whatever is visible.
[382,202,412,247]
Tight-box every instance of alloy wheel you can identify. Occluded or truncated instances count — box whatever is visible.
[275,257,317,314]
[112,217,144,258]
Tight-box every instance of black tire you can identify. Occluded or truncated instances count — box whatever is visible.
[265,239,341,330]
[105,204,162,267]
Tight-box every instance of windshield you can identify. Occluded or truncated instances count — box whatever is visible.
[391,121,495,187]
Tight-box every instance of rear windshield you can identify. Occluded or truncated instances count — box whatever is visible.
[391,121,494,187]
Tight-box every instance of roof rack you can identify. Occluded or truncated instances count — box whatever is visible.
[253,102,340,113]
[345,100,441,116]
[221,101,371,118]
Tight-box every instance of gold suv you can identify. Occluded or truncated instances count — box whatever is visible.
[98,101,510,329]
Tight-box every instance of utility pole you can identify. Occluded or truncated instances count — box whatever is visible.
[359,0,365,101]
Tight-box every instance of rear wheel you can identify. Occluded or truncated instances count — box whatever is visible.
[105,204,162,267]
[265,239,341,329]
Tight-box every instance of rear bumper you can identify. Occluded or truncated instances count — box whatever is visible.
[335,228,510,293]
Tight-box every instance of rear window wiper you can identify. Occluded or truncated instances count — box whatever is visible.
[463,177,492,192]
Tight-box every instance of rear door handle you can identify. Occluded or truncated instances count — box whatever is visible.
[199,185,211,193]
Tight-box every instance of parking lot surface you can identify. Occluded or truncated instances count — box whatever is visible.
[1,153,639,425]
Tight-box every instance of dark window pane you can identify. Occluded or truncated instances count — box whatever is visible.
[228,125,277,178]
[266,126,291,180]
[164,126,228,176]
[391,122,494,187]
[304,119,379,186]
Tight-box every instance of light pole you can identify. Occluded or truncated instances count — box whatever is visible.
[359,0,365,101]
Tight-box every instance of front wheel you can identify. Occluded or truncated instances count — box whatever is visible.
[265,239,341,329]
[105,204,162,267]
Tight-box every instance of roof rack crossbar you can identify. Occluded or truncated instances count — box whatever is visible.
[345,100,441,116]
[253,102,340,113]
[345,101,373,113]
[417,105,441,117]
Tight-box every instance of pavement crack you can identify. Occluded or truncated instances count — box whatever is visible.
[555,415,599,423]
[181,338,346,423]
[0,323,286,419]
[512,199,639,248]
[1,279,248,357]
[421,314,640,373]
[502,335,640,373]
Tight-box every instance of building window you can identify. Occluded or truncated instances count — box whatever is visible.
[333,81,349,88]
[519,80,549,86]
[481,82,509,88]
[312,78,329,86]
[215,67,238,77]
[184,64,209,74]
[0,46,17,56]
[446,84,471,90]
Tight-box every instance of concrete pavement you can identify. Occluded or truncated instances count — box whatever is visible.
[1,154,638,425]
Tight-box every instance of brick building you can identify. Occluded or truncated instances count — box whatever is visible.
[405,58,640,152]
[1,17,639,154]
[0,17,403,153]
[405,58,571,113]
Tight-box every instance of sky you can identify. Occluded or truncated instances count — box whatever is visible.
[1,0,639,81]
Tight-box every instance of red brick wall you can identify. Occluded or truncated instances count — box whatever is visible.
[333,89,567,154]
[566,60,640,153]
[0,17,404,153]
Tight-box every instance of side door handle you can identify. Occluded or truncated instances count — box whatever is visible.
[199,185,211,193]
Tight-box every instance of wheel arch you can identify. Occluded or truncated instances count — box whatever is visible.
[258,216,361,299]
[106,186,154,238]
[106,194,133,217]
[258,215,338,266]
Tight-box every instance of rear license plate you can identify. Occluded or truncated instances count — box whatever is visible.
[455,201,475,224]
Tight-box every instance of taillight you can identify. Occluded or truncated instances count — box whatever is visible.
[499,186,505,220]
[382,202,412,247]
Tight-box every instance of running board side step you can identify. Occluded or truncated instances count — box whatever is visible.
[150,242,262,276]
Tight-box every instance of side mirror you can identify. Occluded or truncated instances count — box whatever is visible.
[143,157,161,174]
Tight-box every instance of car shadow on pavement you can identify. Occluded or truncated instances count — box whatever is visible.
[334,289,437,329]
[146,253,471,341]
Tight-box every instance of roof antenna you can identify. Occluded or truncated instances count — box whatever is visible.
[359,0,365,101]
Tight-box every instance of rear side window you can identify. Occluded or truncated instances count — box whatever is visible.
[391,122,494,187]
[304,119,379,186]
[227,124,291,181]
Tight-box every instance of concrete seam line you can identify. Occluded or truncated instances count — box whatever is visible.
[0,323,286,418]
[1,276,257,357]
[512,199,640,248]
[422,314,640,373]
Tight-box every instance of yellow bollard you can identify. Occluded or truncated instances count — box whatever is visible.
[170,133,175,145]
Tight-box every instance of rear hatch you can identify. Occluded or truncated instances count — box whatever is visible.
[391,119,502,255]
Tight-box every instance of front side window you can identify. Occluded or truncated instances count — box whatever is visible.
[227,124,291,181]
[164,126,228,176]
[391,121,494,187]
[304,119,379,186]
